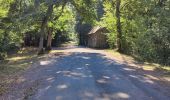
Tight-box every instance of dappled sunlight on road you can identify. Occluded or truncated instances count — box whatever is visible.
[27,51,169,100]
[56,84,68,90]
[40,60,53,66]
[2,47,169,100]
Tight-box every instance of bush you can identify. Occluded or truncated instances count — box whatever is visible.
[0,52,7,60]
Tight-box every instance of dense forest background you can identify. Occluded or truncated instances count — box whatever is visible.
[0,0,170,65]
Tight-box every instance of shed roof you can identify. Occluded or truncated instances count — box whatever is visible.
[88,26,109,35]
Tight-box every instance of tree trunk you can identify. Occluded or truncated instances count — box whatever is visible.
[116,0,123,52]
[38,4,54,54]
[38,32,44,54]
[46,28,53,50]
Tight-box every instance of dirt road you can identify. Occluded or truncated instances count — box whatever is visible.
[1,46,170,100]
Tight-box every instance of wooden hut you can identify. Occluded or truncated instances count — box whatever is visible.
[87,26,109,48]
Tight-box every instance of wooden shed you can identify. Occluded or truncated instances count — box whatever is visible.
[87,26,109,48]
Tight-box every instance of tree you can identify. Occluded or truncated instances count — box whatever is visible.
[37,0,97,53]
[115,0,123,52]
[100,0,170,65]
[46,2,66,50]
[38,3,54,54]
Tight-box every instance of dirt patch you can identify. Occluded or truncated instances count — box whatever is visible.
[0,47,44,96]
[23,80,41,100]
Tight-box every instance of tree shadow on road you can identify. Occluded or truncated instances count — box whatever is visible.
[28,52,170,100]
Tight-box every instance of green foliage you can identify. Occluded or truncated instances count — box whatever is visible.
[100,0,170,65]
[0,0,97,58]
[0,0,21,59]
[0,0,169,65]
[48,4,77,41]
[99,1,117,48]
[71,0,97,24]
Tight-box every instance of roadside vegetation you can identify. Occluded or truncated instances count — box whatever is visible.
[0,47,43,95]
[106,49,170,73]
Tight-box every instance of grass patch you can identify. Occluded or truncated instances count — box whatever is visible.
[105,49,170,73]
[0,48,38,76]
[143,62,170,72]
[142,65,156,71]
[105,49,135,62]
[162,67,170,72]
[0,84,7,95]
[49,50,64,54]
[0,47,63,95]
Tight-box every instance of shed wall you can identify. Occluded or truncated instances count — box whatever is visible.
[88,32,108,48]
